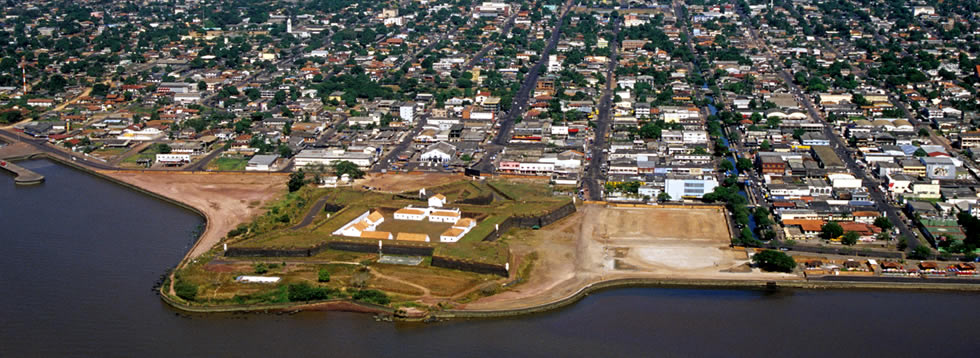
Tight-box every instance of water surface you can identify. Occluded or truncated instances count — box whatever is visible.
[1,160,978,357]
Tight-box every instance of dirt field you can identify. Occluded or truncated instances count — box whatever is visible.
[598,207,730,241]
[104,171,287,260]
[462,204,800,310]
[357,172,466,193]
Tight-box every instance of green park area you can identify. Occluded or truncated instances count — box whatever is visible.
[121,143,170,167]
[207,156,249,171]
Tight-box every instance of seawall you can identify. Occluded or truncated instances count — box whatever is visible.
[432,277,980,319]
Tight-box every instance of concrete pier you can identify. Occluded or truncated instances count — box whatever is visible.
[0,142,45,185]
[0,160,44,184]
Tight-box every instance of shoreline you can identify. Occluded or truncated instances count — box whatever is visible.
[10,153,212,265]
[8,154,980,319]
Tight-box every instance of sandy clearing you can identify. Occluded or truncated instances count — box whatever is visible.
[103,171,287,261]
[462,204,799,311]
[357,172,466,193]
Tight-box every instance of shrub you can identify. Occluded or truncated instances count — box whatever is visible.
[227,224,248,237]
[254,263,269,274]
[174,278,198,301]
[318,268,331,283]
[287,283,336,302]
[751,250,796,273]
[350,289,390,305]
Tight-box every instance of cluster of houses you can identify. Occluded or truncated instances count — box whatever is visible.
[334,193,478,243]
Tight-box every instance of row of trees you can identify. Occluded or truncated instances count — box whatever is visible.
[287,161,365,192]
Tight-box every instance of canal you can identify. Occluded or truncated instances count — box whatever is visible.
[1,159,978,357]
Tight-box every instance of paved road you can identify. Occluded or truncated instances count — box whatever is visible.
[462,11,520,71]
[472,0,576,174]
[183,144,228,171]
[584,15,621,201]
[370,116,427,173]
[290,195,330,230]
[0,129,116,170]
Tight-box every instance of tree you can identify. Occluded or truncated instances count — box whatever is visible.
[332,160,364,179]
[317,268,331,283]
[897,237,909,251]
[155,143,172,154]
[287,170,306,192]
[917,128,930,137]
[197,81,207,91]
[913,148,927,157]
[752,250,796,273]
[760,140,771,151]
[874,216,893,231]
[820,222,844,241]
[739,227,755,245]
[719,160,734,172]
[736,158,754,172]
[841,231,859,246]
[657,192,671,202]
[909,246,932,260]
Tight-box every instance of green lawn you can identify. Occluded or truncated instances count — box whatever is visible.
[208,157,248,171]
[122,145,163,164]
[433,241,509,266]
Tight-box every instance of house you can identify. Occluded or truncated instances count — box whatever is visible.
[27,98,55,107]
[365,211,385,226]
[428,194,447,207]
[440,227,466,243]
[781,219,826,237]
[246,154,279,171]
[396,232,430,242]
[420,142,456,163]
[155,153,191,165]
[341,220,370,237]
[454,218,476,230]
[394,207,428,221]
[429,208,462,223]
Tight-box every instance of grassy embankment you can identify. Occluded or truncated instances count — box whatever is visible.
[172,179,569,308]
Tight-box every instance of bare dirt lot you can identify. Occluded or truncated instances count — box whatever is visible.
[104,171,287,260]
[357,172,466,193]
[462,204,800,310]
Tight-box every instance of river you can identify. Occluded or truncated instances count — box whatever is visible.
[2,159,978,357]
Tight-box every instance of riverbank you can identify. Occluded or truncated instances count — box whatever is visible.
[7,153,980,319]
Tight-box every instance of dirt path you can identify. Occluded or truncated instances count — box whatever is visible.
[367,267,433,297]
